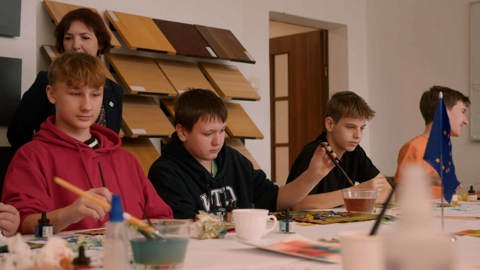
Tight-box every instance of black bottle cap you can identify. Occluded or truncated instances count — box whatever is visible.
[73,245,91,266]
[38,212,50,225]
[468,185,476,194]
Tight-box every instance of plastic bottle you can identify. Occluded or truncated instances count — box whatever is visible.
[103,195,130,270]
[384,165,455,270]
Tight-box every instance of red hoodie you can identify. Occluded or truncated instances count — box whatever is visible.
[2,116,172,231]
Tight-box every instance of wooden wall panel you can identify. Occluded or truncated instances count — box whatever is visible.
[122,95,174,138]
[157,60,213,93]
[121,137,159,174]
[153,19,216,59]
[226,138,261,170]
[200,62,260,101]
[195,25,255,63]
[43,0,121,48]
[106,53,176,96]
[105,10,175,53]
[225,102,263,139]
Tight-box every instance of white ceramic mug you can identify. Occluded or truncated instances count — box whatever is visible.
[232,209,277,241]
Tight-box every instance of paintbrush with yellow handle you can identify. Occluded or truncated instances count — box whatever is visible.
[54,176,163,239]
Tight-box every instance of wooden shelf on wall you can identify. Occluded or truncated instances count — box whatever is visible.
[195,25,255,63]
[41,44,116,82]
[121,137,159,174]
[105,53,176,96]
[225,102,263,139]
[40,2,262,174]
[104,10,175,53]
[200,62,260,101]
[156,59,214,93]
[153,19,217,59]
[122,95,174,138]
[101,8,254,64]
[225,138,261,170]
[43,0,121,48]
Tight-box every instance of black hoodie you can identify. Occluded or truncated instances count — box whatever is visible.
[149,133,278,219]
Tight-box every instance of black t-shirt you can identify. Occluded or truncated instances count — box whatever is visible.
[286,132,380,194]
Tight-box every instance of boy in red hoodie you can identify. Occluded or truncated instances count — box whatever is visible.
[2,52,172,234]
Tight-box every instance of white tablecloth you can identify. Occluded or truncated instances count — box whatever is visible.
[182,202,480,270]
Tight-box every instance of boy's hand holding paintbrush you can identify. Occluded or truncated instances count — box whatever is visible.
[319,142,355,186]
[54,177,163,239]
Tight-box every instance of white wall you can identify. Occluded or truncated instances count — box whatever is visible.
[366,0,478,189]
[0,0,369,181]
[0,0,41,146]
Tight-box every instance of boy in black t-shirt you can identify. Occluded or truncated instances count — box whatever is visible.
[287,91,391,209]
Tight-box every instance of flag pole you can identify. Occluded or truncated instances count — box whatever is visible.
[439,91,445,231]
[440,163,445,231]
[438,91,445,232]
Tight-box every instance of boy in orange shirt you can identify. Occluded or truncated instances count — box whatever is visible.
[395,86,470,198]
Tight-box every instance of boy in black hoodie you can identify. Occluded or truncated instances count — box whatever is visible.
[149,89,336,219]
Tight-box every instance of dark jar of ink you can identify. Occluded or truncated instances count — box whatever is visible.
[35,212,53,238]
[279,209,295,233]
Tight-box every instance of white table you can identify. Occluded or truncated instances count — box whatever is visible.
[4,202,478,269]
[182,202,480,270]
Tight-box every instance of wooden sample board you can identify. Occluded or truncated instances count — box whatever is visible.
[195,25,255,63]
[121,137,159,174]
[225,138,261,170]
[41,45,116,82]
[122,95,174,138]
[105,10,175,53]
[225,102,263,139]
[159,97,175,119]
[156,60,213,93]
[200,62,260,101]
[106,53,176,96]
[42,0,121,48]
[153,19,216,59]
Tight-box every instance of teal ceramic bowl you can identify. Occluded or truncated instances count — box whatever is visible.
[130,219,190,268]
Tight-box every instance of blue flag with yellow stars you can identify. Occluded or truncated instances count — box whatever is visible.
[424,93,459,203]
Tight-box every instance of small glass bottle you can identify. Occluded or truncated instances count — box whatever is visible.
[467,185,477,202]
[279,209,294,233]
[35,212,53,239]
[103,195,130,270]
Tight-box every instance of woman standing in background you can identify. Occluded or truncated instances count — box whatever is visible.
[7,8,123,150]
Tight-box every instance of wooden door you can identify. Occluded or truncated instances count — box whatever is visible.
[269,30,329,185]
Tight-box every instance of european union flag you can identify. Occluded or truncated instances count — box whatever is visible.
[424,93,459,203]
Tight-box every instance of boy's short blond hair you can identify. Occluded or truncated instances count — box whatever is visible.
[48,52,105,89]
